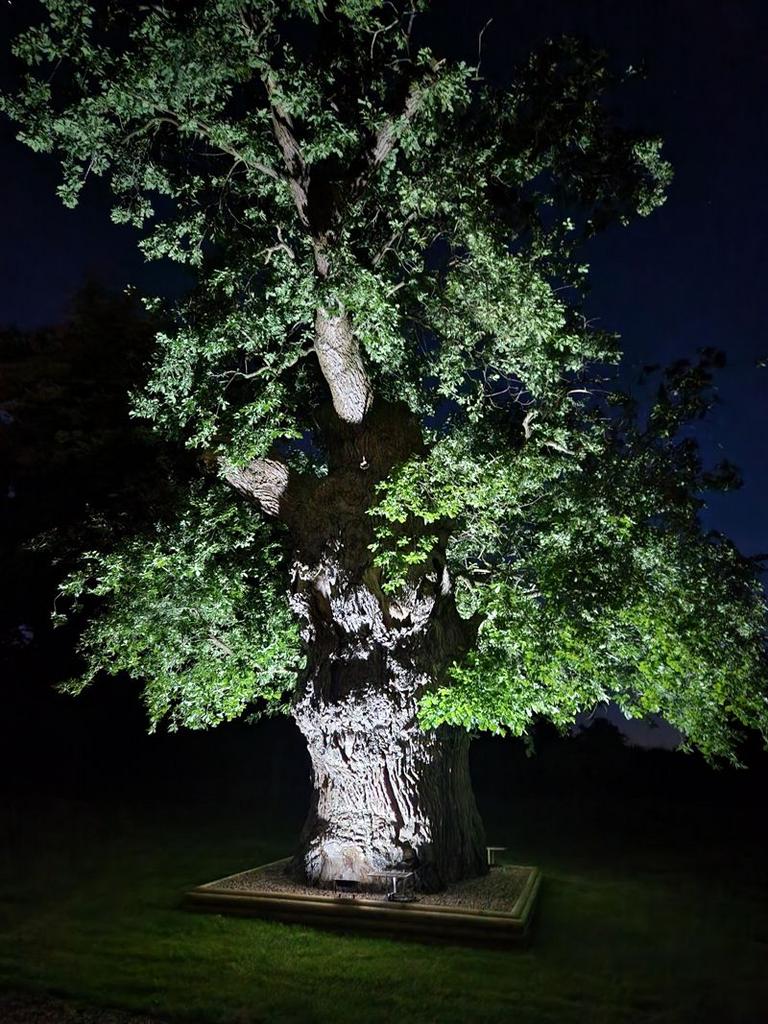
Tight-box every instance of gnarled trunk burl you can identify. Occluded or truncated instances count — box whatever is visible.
[282,404,485,892]
[293,685,485,892]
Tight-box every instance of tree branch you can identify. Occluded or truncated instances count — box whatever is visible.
[351,73,433,199]
[120,111,283,183]
[237,14,311,218]
[314,307,373,424]
[240,44,379,415]
[220,457,290,517]
[262,75,311,227]
[372,211,416,267]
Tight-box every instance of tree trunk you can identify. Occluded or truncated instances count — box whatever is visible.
[277,401,486,892]
[291,670,486,893]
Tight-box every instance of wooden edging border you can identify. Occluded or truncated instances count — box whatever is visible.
[184,859,542,947]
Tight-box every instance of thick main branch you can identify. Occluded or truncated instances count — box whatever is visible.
[221,457,290,517]
[314,308,373,425]
[263,75,311,229]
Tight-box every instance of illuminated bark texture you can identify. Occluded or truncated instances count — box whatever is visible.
[284,402,487,892]
[291,677,486,892]
[221,329,486,892]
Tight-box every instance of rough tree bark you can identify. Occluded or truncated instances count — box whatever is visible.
[284,404,487,892]
[289,622,488,892]
[225,400,487,891]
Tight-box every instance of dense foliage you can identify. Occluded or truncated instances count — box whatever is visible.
[59,487,301,730]
[3,0,765,756]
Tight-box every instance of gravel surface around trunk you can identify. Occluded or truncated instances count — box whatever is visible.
[211,861,531,912]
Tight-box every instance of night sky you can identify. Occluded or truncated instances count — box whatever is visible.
[1,1,766,748]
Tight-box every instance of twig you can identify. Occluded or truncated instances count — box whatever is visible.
[474,19,493,81]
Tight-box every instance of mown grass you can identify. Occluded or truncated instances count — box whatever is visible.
[1,782,766,1024]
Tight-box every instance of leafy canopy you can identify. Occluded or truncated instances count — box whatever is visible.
[4,0,766,757]
[59,487,301,731]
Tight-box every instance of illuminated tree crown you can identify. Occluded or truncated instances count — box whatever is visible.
[4,0,766,764]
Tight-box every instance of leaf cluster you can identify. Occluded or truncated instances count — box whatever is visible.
[59,485,303,730]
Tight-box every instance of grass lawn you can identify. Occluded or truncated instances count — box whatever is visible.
[1,782,766,1024]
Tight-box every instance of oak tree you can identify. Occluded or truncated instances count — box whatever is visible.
[4,0,766,890]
